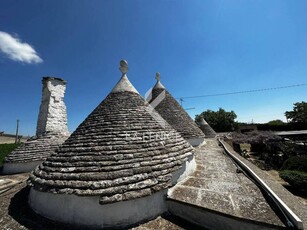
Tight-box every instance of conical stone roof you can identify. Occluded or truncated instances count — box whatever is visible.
[199,117,216,138]
[148,73,205,142]
[4,132,67,163]
[28,61,193,205]
[3,77,69,174]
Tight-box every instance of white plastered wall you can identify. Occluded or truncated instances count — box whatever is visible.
[28,152,196,228]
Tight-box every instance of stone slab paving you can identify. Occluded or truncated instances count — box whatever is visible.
[1,139,304,229]
[132,214,205,230]
[221,139,307,228]
[168,139,285,227]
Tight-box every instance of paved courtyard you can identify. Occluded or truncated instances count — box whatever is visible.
[1,139,306,229]
[168,139,285,227]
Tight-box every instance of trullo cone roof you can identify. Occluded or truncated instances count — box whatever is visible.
[28,60,193,204]
[5,132,67,163]
[148,73,205,141]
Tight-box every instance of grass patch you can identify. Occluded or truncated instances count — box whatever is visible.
[0,143,20,167]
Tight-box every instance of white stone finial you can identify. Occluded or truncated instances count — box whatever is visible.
[119,60,128,75]
[153,72,165,89]
[112,60,139,94]
[155,72,161,81]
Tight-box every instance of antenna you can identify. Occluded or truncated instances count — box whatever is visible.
[15,119,19,144]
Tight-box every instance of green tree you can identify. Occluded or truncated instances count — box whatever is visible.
[285,101,307,123]
[267,119,285,126]
[195,108,237,132]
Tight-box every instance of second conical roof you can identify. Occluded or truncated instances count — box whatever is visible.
[148,73,205,141]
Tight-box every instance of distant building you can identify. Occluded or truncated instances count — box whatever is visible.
[0,132,28,144]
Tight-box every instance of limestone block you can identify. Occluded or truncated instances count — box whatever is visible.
[36,77,69,136]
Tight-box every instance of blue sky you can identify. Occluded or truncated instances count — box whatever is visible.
[1,0,307,136]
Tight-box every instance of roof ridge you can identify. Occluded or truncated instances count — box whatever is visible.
[153,72,165,89]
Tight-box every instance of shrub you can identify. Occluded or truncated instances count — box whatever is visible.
[279,170,307,188]
[281,156,307,171]
[232,131,281,145]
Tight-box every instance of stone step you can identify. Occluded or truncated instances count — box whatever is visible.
[0,179,22,194]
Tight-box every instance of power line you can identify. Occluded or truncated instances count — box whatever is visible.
[177,83,307,100]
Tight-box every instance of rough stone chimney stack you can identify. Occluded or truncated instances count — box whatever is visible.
[36,77,69,136]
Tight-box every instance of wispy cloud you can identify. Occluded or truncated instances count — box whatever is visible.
[0,31,43,64]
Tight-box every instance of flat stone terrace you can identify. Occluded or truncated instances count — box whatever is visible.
[1,140,306,229]
[168,139,285,228]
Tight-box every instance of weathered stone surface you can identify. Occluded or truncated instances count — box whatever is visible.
[36,77,69,136]
[148,79,205,141]
[5,133,67,163]
[221,140,307,227]
[168,139,285,227]
[4,77,69,166]
[0,172,204,230]
[28,75,194,204]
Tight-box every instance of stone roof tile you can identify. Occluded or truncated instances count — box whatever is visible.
[28,63,193,204]
[4,132,68,163]
[148,75,205,140]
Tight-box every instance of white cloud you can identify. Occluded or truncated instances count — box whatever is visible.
[0,31,43,64]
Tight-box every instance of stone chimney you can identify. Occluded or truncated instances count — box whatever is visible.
[36,77,69,136]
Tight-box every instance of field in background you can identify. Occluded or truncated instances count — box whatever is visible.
[0,143,20,168]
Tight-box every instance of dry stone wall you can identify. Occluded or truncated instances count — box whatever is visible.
[36,77,69,136]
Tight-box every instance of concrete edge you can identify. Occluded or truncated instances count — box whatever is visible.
[187,137,206,147]
[167,198,285,230]
[219,138,304,230]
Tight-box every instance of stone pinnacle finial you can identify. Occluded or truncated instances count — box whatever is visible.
[155,72,161,81]
[153,72,165,89]
[119,60,128,75]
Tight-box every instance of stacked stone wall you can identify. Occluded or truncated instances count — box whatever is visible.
[36,77,68,136]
